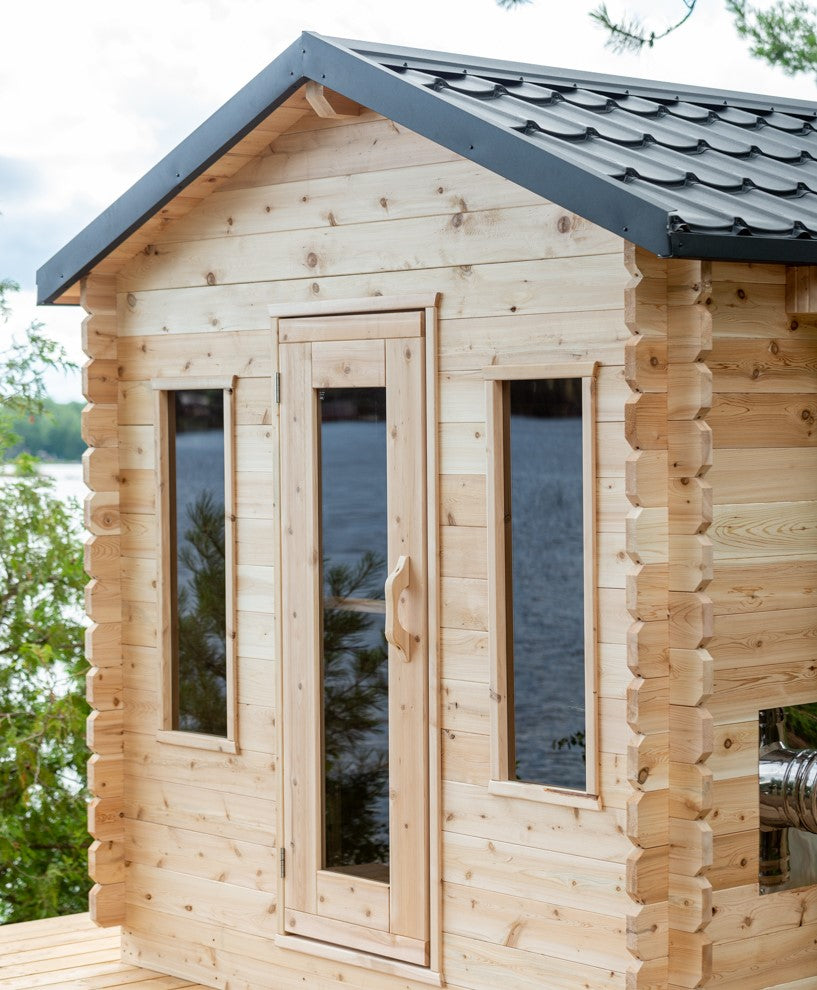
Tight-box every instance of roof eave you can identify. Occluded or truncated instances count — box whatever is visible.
[668,230,817,265]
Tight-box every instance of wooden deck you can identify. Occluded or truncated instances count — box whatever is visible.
[0,913,211,989]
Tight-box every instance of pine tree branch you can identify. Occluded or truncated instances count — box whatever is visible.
[589,0,698,53]
[727,0,817,75]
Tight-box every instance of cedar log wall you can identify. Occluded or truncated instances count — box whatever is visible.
[93,108,639,990]
[83,272,127,925]
[78,104,817,989]
[702,262,817,990]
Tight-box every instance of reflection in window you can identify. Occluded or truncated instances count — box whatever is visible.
[506,378,586,791]
[320,387,390,881]
[169,389,227,737]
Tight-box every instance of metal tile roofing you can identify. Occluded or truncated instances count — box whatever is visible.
[37,32,817,304]
[361,39,817,251]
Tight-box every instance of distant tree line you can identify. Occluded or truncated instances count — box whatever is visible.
[9,398,83,462]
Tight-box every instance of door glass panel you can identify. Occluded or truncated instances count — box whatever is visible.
[171,389,227,736]
[508,378,586,790]
[320,387,390,880]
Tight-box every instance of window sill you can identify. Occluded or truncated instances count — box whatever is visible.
[156,729,239,755]
[488,777,602,810]
[274,933,443,986]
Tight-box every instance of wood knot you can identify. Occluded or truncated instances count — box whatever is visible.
[557,215,571,233]
[723,737,733,749]
[227,216,234,226]
[769,341,780,355]
[206,272,216,286]
[306,252,318,268]
[637,767,649,784]
[126,293,137,308]
[790,320,800,331]
[736,288,746,300]
[649,355,659,367]
[451,212,464,228]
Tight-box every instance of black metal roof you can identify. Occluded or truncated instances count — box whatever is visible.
[37,32,817,304]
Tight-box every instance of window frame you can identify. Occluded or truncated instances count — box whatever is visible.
[484,361,600,808]
[153,375,239,754]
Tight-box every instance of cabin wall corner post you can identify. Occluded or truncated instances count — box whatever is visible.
[81,272,126,927]
[623,244,671,989]
[666,259,714,989]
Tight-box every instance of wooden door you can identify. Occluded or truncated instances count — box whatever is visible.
[278,311,429,965]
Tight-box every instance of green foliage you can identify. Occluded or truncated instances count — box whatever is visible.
[9,398,84,462]
[784,703,817,748]
[551,729,587,763]
[0,280,88,922]
[498,0,817,79]
[590,0,697,53]
[323,552,389,869]
[176,493,228,737]
[727,0,817,75]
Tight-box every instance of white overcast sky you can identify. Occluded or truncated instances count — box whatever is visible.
[3,0,816,400]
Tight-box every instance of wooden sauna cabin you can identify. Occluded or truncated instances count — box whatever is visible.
[36,33,817,990]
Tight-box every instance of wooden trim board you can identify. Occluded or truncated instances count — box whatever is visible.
[485,362,601,805]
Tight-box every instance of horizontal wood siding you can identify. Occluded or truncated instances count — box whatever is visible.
[701,262,817,990]
[113,109,633,989]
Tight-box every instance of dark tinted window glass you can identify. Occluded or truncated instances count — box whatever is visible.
[171,389,227,736]
[320,387,390,881]
[508,378,586,790]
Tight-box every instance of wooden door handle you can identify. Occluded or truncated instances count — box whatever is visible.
[385,555,411,663]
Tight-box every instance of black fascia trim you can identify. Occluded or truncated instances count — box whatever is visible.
[669,229,817,264]
[326,35,817,119]
[36,35,310,305]
[304,33,674,260]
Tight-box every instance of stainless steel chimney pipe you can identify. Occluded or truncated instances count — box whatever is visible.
[759,708,817,891]
[760,709,817,833]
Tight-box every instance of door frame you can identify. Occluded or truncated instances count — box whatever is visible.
[269,294,441,976]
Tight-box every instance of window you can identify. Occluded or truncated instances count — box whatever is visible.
[486,362,599,805]
[154,377,238,753]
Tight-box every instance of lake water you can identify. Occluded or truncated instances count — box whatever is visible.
[41,461,87,510]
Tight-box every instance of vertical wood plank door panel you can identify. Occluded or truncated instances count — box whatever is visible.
[280,342,321,917]
[278,311,429,967]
